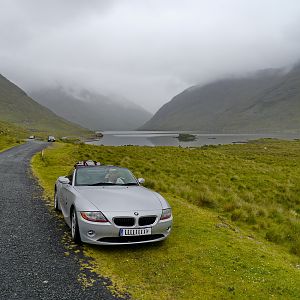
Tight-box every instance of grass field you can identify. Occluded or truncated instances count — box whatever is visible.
[0,121,27,152]
[32,140,300,299]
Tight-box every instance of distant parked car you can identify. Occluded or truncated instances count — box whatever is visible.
[48,136,56,142]
[54,161,173,245]
[29,135,35,139]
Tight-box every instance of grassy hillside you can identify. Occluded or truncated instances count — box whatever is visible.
[223,65,300,132]
[0,120,27,151]
[141,66,300,132]
[0,74,91,137]
[32,140,300,299]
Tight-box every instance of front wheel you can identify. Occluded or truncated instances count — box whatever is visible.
[71,208,81,244]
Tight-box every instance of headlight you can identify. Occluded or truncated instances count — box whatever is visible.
[160,208,172,220]
[80,211,108,223]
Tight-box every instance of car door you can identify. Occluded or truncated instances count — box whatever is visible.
[60,170,74,220]
[61,184,75,225]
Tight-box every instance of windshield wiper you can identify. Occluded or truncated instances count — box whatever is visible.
[86,182,138,186]
[87,182,116,186]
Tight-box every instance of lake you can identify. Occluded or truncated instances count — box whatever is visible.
[86,131,300,147]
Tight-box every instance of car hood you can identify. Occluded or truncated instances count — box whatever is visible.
[74,186,163,212]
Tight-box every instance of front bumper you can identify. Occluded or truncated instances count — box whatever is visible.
[77,210,172,245]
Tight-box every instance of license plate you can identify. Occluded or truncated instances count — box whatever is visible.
[120,228,152,236]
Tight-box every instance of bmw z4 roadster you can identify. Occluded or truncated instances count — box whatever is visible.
[54,161,172,245]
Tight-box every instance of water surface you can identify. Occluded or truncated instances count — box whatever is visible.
[86,131,300,147]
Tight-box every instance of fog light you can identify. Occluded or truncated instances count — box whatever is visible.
[87,230,95,236]
[167,226,171,232]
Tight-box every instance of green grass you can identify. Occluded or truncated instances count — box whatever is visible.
[31,140,300,299]
[0,120,27,151]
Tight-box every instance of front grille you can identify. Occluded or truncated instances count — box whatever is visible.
[139,216,157,226]
[98,234,164,243]
[114,217,135,227]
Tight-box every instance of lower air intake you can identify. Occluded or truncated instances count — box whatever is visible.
[98,234,164,243]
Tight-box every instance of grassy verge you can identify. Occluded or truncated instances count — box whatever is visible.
[32,141,300,299]
[0,136,20,152]
[0,120,27,152]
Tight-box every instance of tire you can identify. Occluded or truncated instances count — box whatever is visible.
[54,190,61,211]
[71,208,81,244]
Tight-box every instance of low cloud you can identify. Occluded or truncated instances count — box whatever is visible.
[1,0,300,112]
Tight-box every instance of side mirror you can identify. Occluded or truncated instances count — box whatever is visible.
[138,178,145,185]
[58,176,70,184]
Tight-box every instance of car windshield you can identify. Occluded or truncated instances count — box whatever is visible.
[75,166,138,186]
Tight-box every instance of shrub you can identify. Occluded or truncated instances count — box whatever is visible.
[269,208,285,223]
[265,226,289,244]
[256,208,267,217]
[223,202,238,212]
[144,179,156,189]
[290,239,300,256]
[245,212,257,225]
[231,209,247,222]
[194,192,217,208]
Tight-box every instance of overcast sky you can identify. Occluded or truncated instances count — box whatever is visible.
[1,0,300,112]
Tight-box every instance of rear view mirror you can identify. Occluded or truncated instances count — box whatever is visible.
[58,176,70,184]
[138,178,145,185]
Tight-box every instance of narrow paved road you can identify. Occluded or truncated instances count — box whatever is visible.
[0,142,121,300]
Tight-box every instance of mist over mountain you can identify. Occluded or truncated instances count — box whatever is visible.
[30,87,152,131]
[0,74,90,136]
[140,64,300,133]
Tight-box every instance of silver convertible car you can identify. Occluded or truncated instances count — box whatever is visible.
[54,161,172,245]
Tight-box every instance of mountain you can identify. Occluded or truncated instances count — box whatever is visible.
[141,65,300,133]
[30,87,152,131]
[0,74,91,136]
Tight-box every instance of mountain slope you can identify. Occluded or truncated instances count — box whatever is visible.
[221,65,300,132]
[30,87,152,131]
[0,74,91,136]
[141,66,300,132]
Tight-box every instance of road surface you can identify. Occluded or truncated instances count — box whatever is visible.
[0,142,123,300]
